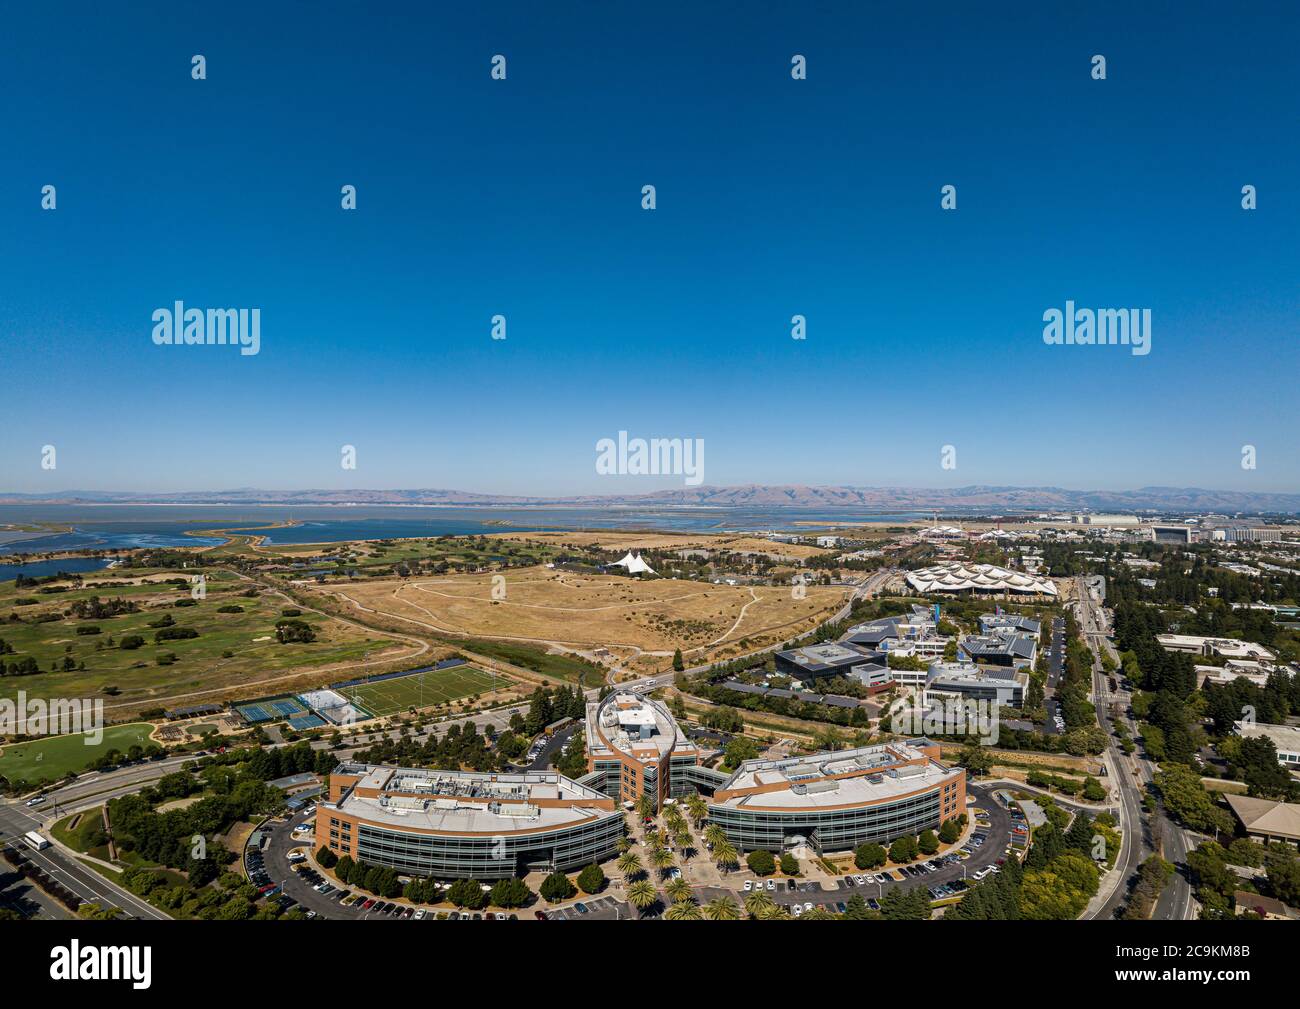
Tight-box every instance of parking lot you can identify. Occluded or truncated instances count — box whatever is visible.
[697,783,1020,915]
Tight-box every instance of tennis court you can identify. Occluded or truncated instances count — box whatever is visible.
[339,665,500,716]
[235,696,310,724]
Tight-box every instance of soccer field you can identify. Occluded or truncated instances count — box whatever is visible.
[0,722,156,786]
[341,666,500,716]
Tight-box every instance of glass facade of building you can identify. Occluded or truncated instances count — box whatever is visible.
[346,810,624,879]
[707,783,950,854]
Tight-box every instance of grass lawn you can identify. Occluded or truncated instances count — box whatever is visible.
[341,665,500,716]
[0,567,413,710]
[0,722,155,785]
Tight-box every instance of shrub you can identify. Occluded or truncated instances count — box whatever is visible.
[746,850,776,876]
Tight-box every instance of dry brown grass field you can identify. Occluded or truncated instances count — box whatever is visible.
[491,530,832,560]
[322,566,845,673]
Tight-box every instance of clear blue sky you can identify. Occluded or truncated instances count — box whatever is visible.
[3,2,1297,496]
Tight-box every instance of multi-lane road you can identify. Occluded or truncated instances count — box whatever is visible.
[1075,577,1194,920]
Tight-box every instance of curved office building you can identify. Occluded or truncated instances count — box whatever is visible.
[316,764,624,879]
[583,690,708,810]
[706,739,965,855]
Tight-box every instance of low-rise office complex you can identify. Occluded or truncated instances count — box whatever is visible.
[924,660,1027,707]
[319,695,967,879]
[1234,720,1300,768]
[316,763,625,879]
[706,739,965,856]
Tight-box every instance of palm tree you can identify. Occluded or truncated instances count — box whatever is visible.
[703,895,741,921]
[757,903,791,920]
[626,879,657,911]
[685,793,708,825]
[635,794,656,820]
[665,900,703,920]
[650,846,676,876]
[663,876,693,904]
[703,823,727,848]
[674,830,694,857]
[743,890,775,918]
[617,851,642,879]
[713,841,738,874]
[616,835,633,854]
[802,906,835,920]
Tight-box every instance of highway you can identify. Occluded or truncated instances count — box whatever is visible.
[0,798,170,920]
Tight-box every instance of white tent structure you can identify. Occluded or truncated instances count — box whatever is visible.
[609,550,656,575]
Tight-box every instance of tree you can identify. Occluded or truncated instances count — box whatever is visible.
[672,648,684,672]
[855,843,887,869]
[447,878,488,910]
[957,744,993,775]
[1155,764,1234,835]
[779,852,800,876]
[316,845,338,868]
[576,863,606,894]
[843,893,872,920]
[918,830,939,855]
[617,851,642,879]
[746,849,776,876]
[539,871,576,903]
[489,877,532,909]
[743,889,775,918]
[627,879,658,912]
[938,819,960,845]
[889,835,918,863]
[713,841,738,874]
[665,900,703,920]
[664,876,692,904]
[703,895,741,920]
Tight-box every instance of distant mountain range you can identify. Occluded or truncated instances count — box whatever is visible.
[3,485,1299,513]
